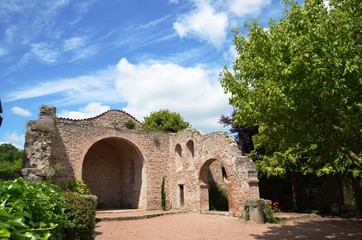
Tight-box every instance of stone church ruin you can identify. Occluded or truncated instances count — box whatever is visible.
[21,105,259,216]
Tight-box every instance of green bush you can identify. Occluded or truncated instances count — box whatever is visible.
[0,178,66,239]
[263,201,282,223]
[60,179,91,195]
[125,120,136,129]
[62,192,97,240]
[60,179,97,240]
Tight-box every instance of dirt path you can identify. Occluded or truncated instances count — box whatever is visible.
[95,213,362,240]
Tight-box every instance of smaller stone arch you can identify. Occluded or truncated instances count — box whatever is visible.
[199,158,230,212]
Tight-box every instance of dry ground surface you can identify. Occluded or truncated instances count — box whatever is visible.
[95,212,362,240]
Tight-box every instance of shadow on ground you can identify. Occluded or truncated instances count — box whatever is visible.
[251,216,362,240]
[95,225,102,237]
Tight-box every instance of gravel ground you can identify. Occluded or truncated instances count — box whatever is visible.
[95,213,362,240]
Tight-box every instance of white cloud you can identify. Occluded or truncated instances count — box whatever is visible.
[63,37,85,51]
[5,26,17,43]
[227,0,272,17]
[58,102,110,119]
[2,132,25,149]
[173,1,228,48]
[30,42,59,64]
[0,47,7,57]
[70,45,98,61]
[116,58,232,133]
[172,0,274,47]
[11,107,32,117]
[6,68,122,105]
[6,57,232,133]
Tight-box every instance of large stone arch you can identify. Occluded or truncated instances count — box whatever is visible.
[82,137,145,209]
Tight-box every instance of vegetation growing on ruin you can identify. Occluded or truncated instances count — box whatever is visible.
[209,183,228,211]
[142,109,190,133]
[161,177,166,210]
[125,120,136,129]
[27,120,57,135]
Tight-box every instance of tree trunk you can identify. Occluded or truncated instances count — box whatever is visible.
[291,174,298,211]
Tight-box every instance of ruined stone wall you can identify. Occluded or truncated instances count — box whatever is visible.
[168,130,259,215]
[22,105,259,216]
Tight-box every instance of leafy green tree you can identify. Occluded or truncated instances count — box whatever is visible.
[220,0,362,179]
[219,110,258,154]
[142,109,190,133]
[0,143,23,162]
[0,143,23,179]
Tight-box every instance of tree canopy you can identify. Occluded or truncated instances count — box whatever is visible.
[0,143,23,162]
[220,0,362,177]
[142,109,191,133]
[219,111,258,154]
[0,143,23,179]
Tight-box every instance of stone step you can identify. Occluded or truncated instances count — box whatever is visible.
[96,209,189,222]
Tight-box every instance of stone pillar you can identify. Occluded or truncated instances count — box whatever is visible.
[245,199,265,224]
[199,183,209,211]
[21,105,57,182]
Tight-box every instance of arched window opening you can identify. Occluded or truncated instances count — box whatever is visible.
[175,144,182,157]
[186,140,194,158]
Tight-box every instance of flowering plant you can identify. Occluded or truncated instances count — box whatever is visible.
[271,202,279,212]
[263,200,282,223]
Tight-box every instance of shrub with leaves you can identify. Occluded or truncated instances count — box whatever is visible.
[59,179,96,240]
[60,179,91,195]
[124,120,136,129]
[0,178,66,239]
[263,201,282,224]
[62,191,97,240]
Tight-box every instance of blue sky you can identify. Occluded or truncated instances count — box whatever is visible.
[1,0,287,149]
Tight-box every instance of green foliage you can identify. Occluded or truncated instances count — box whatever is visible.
[28,120,56,135]
[209,183,228,211]
[0,144,23,162]
[142,109,190,133]
[220,0,362,177]
[0,178,66,239]
[0,159,22,180]
[263,201,282,224]
[62,192,97,240]
[124,120,136,129]
[0,144,23,180]
[161,177,166,210]
[60,179,91,195]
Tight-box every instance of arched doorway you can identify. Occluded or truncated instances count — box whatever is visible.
[82,137,144,209]
[199,159,229,211]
